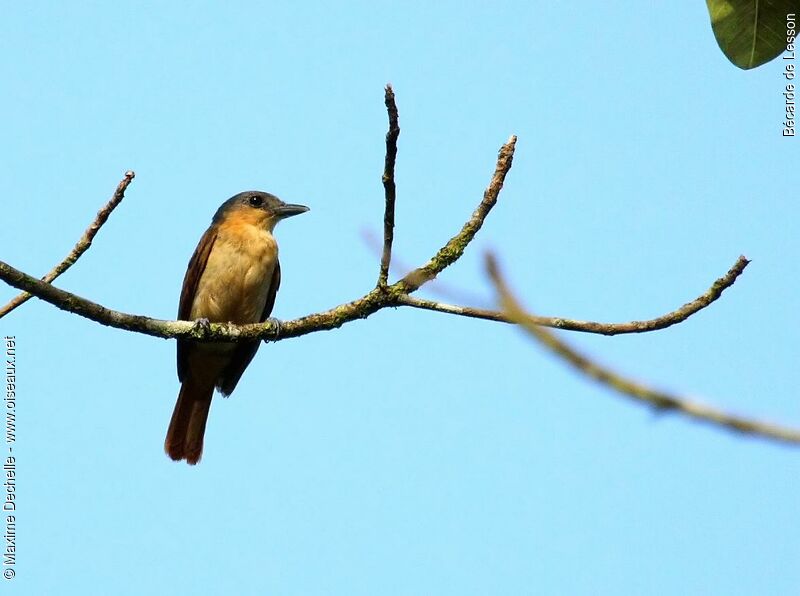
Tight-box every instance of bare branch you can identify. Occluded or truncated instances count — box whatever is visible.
[0,132,520,344]
[377,84,400,288]
[0,170,135,319]
[397,255,749,334]
[0,87,775,452]
[486,254,800,446]
[0,88,753,406]
[397,135,517,293]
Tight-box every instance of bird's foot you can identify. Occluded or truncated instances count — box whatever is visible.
[191,317,213,339]
[265,317,282,341]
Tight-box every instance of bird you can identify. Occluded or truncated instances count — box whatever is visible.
[165,191,309,464]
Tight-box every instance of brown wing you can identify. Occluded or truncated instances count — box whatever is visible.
[261,259,281,320]
[177,226,218,382]
[217,260,281,396]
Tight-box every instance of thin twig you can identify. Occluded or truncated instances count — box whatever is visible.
[397,135,517,293]
[397,255,749,334]
[486,254,800,446]
[397,295,509,322]
[377,84,400,288]
[0,170,135,319]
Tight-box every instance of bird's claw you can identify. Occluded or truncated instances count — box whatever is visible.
[191,317,212,338]
[265,317,282,341]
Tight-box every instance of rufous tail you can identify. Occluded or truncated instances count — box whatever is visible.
[165,377,213,465]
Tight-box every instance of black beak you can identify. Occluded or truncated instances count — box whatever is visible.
[275,203,310,218]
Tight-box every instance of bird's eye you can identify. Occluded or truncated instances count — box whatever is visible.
[248,195,264,207]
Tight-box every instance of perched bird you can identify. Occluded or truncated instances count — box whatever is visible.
[165,191,309,464]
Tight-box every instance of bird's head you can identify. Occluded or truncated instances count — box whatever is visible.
[213,191,309,232]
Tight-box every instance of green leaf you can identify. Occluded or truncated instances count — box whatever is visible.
[706,0,796,69]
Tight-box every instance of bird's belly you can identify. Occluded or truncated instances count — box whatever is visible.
[190,230,278,325]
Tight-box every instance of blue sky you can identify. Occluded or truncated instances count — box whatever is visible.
[1,2,798,594]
